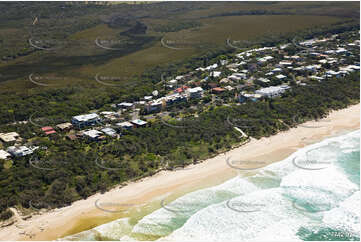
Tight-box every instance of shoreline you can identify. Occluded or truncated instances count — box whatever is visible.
[0,103,359,241]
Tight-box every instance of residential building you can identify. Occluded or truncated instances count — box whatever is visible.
[56,122,73,131]
[7,145,36,157]
[41,126,56,135]
[210,71,222,78]
[144,96,153,101]
[255,85,290,98]
[0,132,20,143]
[187,87,204,99]
[258,78,270,83]
[83,130,104,141]
[0,150,11,160]
[212,87,225,93]
[117,102,134,109]
[239,93,262,102]
[101,127,117,137]
[228,73,247,81]
[71,113,100,128]
[275,74,287,80]
[116,121,133,130]
[131,119,148,127]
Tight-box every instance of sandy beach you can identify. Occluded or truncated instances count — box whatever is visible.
[0,104,359,241]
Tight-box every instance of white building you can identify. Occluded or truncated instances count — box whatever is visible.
[187,87,203,99]
[116,121,133,129]
[131,119,148,127]
[117,102,134,109]
[101,127,117,137]
[72,113,100,128]
[228,73,247,81]
[83,130,103,140]
[7,146,36,157]
[210,71,222,78]
[275,74,287,80]
[255,85,290,98]
[0,150,11,160]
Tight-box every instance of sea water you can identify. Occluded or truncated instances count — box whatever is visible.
[63,130,360,241]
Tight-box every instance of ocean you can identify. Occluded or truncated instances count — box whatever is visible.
[63,130,360,241]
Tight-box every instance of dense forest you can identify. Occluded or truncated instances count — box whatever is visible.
[0,71,359,220]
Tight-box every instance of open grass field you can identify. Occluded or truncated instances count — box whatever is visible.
[0,1,358,98]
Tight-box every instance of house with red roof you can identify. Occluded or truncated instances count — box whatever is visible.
[41,126,57,135]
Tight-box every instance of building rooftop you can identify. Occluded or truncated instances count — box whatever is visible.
[83,130,103,139]
[0,132,20,143]
[56,122,73,130]
[0,149,11,160]
[131,119,147,126]
[72,113,99,122]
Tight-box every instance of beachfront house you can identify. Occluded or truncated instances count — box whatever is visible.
[255,85,290,98]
